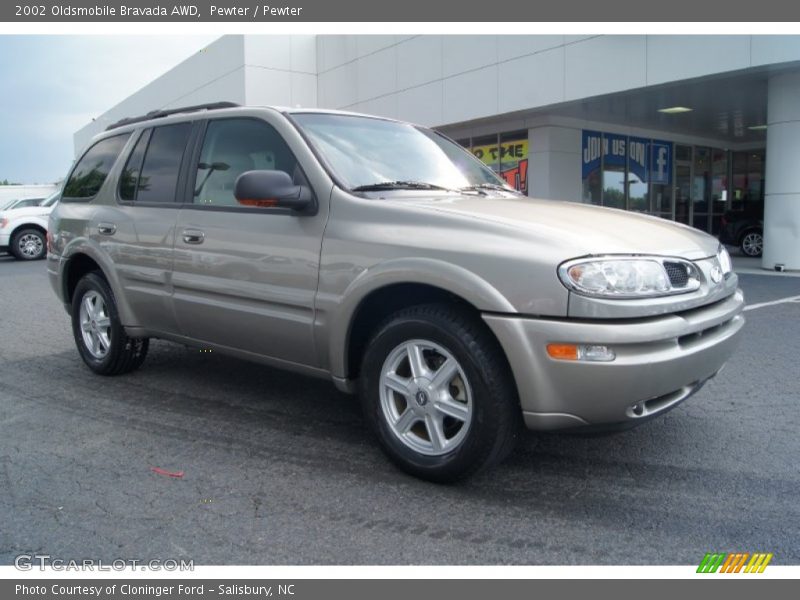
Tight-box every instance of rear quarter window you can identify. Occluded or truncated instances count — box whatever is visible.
[63,133,131,200]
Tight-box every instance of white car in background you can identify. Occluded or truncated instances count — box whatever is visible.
[0,191,60,260]
[0,197,46,211]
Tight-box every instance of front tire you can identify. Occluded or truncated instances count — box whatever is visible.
[359,304,521,482]
[71,272,149,375]
[10,228,46,260]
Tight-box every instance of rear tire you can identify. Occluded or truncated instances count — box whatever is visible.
[10,228,46,260]
[740,230,763,257]
[71,272,149,375]
[359,304,521,483]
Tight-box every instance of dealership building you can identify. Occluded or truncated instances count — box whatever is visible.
[75,34,800,270]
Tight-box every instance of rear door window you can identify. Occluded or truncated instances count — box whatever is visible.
[123,123,192,204]
[63,133,131,199]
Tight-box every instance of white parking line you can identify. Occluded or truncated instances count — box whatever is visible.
[744,295,800,311]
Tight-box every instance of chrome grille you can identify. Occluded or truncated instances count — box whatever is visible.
[664,261,691,288]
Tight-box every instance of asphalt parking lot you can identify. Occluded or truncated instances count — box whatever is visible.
[1,256,798,565]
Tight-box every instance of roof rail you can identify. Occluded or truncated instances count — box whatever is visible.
[105,101,240,131]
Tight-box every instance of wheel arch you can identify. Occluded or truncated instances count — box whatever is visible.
[327,258,516,382]
[61,241,137,326]
[7,222,47,260]
[9,222,47,239]
[738,226,764,256]
[738,226,763,243]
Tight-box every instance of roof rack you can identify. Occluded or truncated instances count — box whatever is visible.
[105,101,240,131]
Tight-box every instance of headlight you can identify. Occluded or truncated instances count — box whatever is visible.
[718,246,733,274]
[558,256,701,298]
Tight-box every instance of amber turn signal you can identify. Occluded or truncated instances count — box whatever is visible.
[546,343,579,360]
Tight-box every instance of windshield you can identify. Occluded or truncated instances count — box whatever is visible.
[1,198,35,210]
[291,113,509,192]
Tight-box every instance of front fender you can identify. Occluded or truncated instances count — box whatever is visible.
[322,257,516,379]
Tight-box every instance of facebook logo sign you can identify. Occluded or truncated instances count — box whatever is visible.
[650,141,672,185]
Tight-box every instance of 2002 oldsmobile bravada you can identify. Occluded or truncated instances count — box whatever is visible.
[48,103,744,481]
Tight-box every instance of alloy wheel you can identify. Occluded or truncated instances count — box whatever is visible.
[742,232,763,257]
[379,339,473,456]
[79,291,112,359]
[18,233,43,259]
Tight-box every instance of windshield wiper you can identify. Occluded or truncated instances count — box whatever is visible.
[458,183,513,193]
[352,180,454,192]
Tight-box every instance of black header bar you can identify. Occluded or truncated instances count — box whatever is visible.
[2,0,799,22]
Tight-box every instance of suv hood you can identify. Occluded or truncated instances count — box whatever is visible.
[407,194,720,260]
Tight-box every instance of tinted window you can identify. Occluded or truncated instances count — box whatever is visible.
[63,134,131,199]
[134,123,192,204]
[193,118,300,207]
[119,129,151,201]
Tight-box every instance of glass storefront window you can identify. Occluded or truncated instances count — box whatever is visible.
[731,150,765,211]
[470,134,500,173]
[674,157,692,226]
[581,130,602,205]
[457,131,529,194]
[627,136,649,212]
[650,140,673,218]
[710,148,728,235]
[602,133,626,209]
[692,147,711,232]
[746,151,765,204]
[498,131,528,194]
[651,180,673,216]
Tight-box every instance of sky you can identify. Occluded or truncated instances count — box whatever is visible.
[0,35,220,184]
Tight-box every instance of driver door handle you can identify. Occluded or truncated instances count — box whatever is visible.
[182,229,205,244]
[97,222,117,235]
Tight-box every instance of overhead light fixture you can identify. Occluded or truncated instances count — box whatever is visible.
[658,106,693,114]
[747,124,768,131]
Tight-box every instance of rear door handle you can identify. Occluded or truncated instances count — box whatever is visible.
[182,229,205,244]
[97,222,117,235]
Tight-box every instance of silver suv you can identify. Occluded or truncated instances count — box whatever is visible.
[48,103,745,481]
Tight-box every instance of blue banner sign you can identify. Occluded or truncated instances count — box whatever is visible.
[650,140,672,185]
[628,136,649,183]
[603,132,627,168]
[582,130,673,185]
[581,130,602,179]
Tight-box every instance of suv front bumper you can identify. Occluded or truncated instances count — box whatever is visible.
[483,289,745,431]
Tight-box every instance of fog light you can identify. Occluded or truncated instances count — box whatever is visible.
[579,345,616,362]
[546,344,615,362]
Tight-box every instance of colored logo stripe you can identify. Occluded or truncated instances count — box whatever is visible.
[745,553,773,573]
[697,552,773,573]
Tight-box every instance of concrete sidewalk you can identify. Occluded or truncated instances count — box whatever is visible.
[732,255,800,278]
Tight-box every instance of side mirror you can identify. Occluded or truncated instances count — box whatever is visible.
[233,170,313,212]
